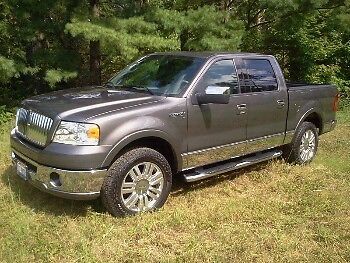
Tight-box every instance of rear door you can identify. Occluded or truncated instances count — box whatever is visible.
[236,57,288,153]
[184,58,247,169]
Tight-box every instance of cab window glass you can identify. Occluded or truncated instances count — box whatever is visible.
[198,59,239,95]
[240,59,278,93]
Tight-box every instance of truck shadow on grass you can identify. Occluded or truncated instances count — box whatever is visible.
[1,166,100,217]
[1,161,270,217]
[171,162,269,196]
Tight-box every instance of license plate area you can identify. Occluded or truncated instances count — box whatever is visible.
[16,161,28,180]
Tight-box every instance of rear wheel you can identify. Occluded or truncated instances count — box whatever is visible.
[101,147,172,217]
[283,122,319,165]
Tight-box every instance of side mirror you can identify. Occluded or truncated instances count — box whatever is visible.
[195,86,230,105]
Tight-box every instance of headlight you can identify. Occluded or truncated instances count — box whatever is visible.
[53,121,100,146]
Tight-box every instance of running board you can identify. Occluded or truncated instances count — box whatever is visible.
[182,150,282,183]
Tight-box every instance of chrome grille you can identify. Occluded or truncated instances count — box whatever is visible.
[16,108,53,146]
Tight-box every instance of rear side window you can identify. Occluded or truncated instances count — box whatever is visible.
[239,59,278,93]
[198,59,239,95]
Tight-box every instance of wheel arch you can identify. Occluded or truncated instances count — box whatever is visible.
[102,130,182,174]
[296,109,323,135]
[304,112,323,134]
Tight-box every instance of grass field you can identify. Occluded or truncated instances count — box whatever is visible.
[0,110,349,262]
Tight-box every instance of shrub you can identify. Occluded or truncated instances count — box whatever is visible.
[0,105,14,127]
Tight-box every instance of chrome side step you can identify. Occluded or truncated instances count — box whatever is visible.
[182,150,282,183]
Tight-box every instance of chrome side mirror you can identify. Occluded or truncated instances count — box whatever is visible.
[195,86,230,105]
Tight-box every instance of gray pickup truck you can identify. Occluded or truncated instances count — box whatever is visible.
[10,52,339,216]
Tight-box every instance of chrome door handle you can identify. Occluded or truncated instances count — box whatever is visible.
[237,104,247,110]
[236,104,247,115]
[277,100,285,107]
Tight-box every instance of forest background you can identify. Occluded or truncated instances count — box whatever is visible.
[1,0,350,122]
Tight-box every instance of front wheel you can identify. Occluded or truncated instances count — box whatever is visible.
[101,147,172,217]
[283,122,319,165]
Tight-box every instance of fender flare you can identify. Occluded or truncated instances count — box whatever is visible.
[101,129,182,171]
[295,108,323,133]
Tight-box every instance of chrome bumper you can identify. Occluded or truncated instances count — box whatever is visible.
[11,149,107,200]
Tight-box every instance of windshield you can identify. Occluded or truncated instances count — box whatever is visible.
[107,55,205,96]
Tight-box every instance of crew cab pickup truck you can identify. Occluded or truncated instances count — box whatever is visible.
[10,52,339,216]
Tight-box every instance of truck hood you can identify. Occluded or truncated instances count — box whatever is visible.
[22,86,165,121]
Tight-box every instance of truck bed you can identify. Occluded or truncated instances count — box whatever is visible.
[286,82,337,134]
[287,82,332,89]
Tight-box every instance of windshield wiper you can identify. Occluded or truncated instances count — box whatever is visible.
[104,81,115,89]
[114,84,155,95]
[142,86,155,95]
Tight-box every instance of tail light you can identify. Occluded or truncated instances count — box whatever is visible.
[332,93,340,112]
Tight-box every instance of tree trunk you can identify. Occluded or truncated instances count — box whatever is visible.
[89,0,101,85]
[180,30,189,51]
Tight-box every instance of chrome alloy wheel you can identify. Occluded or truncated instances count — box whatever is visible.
[299,130,316,162]
[121,162,164,212]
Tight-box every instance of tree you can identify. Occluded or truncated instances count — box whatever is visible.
[1,0,350,111]
[89,0,101,85]
[0,0,82,106]
[151,6,244,51]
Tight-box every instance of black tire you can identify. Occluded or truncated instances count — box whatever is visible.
[101,147,172,217]
[283,121,319,165]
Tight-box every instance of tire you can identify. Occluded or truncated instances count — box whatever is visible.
[283,121,319,165]
[101,147,172,217]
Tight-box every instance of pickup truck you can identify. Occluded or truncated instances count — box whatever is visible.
[10,52,339,216]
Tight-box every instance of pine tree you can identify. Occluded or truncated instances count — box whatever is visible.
[0,0,349,106]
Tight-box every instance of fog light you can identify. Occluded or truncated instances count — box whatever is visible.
[50,172,62,187]
[11,152,16,165]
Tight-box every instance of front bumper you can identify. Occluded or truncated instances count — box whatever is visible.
[10,129,112,170]
[11,149,107,200]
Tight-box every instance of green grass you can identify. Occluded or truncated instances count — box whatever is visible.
[0,110,349,262]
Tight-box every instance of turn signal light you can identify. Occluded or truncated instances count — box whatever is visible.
[87,126,100,139]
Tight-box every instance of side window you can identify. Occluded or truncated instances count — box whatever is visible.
[197,59,239,95]
[240,59,278,93]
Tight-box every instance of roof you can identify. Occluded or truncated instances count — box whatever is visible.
[152,51,262,58]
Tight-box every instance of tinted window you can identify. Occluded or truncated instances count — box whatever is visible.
[198,59,239,95]
[108,55,205,96]
[240,59,278,93]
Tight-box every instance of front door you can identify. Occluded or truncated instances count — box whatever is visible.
[184,59,247,169]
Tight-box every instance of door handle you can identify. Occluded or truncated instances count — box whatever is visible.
[236,104,247,115]
[237,104,247,110]
[277,100,285,107]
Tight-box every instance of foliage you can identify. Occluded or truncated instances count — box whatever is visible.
[0,56,17,83]
[0,105,14,127]
[238,0,350,95]
[44,69,78,87]
[65,16,179,77]
[151,6,244,51]
[0,0,350,103]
